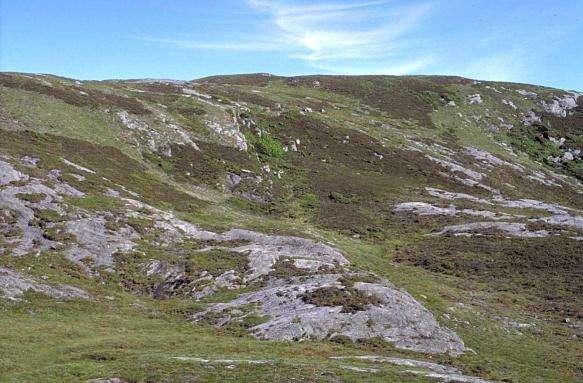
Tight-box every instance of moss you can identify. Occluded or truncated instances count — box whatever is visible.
[509,132,561,165]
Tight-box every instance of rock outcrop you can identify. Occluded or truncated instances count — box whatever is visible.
[0,267,89,301]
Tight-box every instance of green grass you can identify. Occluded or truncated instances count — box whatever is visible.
[67,195,122,211]
[0,293,432,383]
[249,132,286,159]
[35,209,66,223]
[0,86,140,160]
[1,233,578,382]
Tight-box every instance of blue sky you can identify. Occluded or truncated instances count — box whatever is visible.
[1,0,582,89]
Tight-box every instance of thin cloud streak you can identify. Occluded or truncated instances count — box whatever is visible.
[250,0,433,70]
[138,0,434,76]
[136,37,288,52]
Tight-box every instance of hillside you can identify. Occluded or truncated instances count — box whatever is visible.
[0,71,581,382]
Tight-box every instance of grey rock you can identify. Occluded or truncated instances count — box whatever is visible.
[46,169,85,196]
[549,136,566,147]
[208,117,247,151]
[394,202,513,220]
[522,111,541,126]
[144,259,242,300]
[0,180,61,256]
[104,188,120,198]
[331,355,497,383]
[214,229,348,281]
[541,93,580,117]
[530,214,583,231]
[0,159,27,185]
[501,99,517,109]
[432,222,548,238]
[525,172,562,188]
[425,155,483,181]
[172,356,272,365]
[467,94,483,104]
[563,151,574,162]
[516,89,538,98]
[121,198,467,354]
[225,172,242,190]
[65,216,138,268]
[464,147,524,173]
[195,276,465,356]
[0,267,89,301]
[492,196,572,215]
[158,222,350,281]
[426,187,492,205]
[20,156,40,167]
[429,187,577,216]
[69,173,86,182]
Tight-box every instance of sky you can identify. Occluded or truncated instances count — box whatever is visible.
[1,0,582,89]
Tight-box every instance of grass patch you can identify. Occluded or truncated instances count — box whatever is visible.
[15,192,45,203]
[35,209,66,223]
[251,133,286,159]
[67,195,122,211]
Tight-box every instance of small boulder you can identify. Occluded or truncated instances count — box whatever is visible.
[467,94,483,104]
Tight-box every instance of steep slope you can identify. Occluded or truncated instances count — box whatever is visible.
[0,72,581,382]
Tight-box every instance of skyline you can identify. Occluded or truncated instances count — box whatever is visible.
[1,0,582,90]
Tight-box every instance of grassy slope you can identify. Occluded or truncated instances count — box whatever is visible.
[0,73,581,382]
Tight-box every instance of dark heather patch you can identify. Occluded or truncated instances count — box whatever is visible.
[146,141,257,186]
[395,236,583,318]
[269,259,312,279]
[285,75,471,127]
[131,82,184,95]
[300,286,384,313]
[256,113,489,236]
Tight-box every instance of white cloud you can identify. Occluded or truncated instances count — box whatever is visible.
[312,56,433,75]
[138,1,434,76]
[249,0,434,71]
